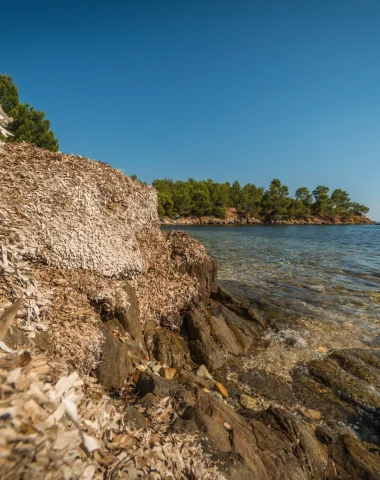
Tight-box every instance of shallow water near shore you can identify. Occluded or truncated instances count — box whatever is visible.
[164,224,380,343]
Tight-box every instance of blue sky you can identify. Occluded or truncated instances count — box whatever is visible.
[2,0,380,219]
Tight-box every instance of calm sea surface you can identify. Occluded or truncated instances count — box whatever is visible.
[164,225,380,333]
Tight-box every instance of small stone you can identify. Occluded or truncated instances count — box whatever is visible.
[299,406,321,421]
[161,367,177,380]
[240,393,257,410]
[136,364,147,372]
[215,382,228,398]
[148,360,157,368]
[152,365,161,373]
[140,359,149,366]
[196,365,214,381]
[307,285,325,293]
[202,387,210,393]
[317,346,328,353]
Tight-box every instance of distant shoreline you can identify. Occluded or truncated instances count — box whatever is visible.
[161,213,375,227]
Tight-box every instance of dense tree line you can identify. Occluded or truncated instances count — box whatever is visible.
[152,178,369,219]
[0,75,58,151]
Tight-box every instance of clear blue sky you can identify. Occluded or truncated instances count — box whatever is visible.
[2,0,380,219]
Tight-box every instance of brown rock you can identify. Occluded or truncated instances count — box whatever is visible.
[136,371,181,397]
[118,282,144,346]
[132,369,141,384]
[239,394,257,411]
[206,313,243,355]
[215,382,228,398]
[97,323,134,389]
[153,328,191,369]
[178,369,215,390]
[181,406,231,453]
[185,308,225,370]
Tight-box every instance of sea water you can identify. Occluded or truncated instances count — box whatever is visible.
[164,225,380,335]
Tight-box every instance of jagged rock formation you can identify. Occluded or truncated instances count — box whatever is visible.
[1,143,380,479]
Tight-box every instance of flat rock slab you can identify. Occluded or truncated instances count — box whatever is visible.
[137,371,181,397]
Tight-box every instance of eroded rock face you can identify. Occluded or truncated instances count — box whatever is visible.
[96,323,134,389]
[153,328,192,369]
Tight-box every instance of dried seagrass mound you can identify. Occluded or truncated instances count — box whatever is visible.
[0,143,212,372]
[0,143,158,278]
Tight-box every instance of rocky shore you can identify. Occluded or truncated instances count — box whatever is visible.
[161,208,375,226]
[1,144,380,479]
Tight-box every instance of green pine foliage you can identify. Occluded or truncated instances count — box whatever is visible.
[0,75,59,151]
[152,178,370,219]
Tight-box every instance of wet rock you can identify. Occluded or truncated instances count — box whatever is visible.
[307,285,325,293]
[308,357,380,410]
[215,382,228,399]
[181,406,232,453]
[124,406,148,430]
[136,371,181,397]
[153,328,191,369]
[238,369,296,407]
[196,364,214,381]
[292,366,358,425]
[185,308,225,370]
[240,394,257,410]
[330,349,380,385]
[97,323,134,389]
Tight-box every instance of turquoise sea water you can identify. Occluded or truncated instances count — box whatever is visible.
[164,225,380,333]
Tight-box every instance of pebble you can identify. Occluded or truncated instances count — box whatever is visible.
[214,382,228,399]
[161,367,177,380]
[239,393,257,410]
[196,365,214,381]
[299,406,321,421]
[148,360,157,368]
[307,285,325,293]
[152,365,161,373]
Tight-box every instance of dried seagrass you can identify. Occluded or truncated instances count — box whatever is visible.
[0,142,224,479]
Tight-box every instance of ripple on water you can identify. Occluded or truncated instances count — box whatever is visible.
[163,224,380,336]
